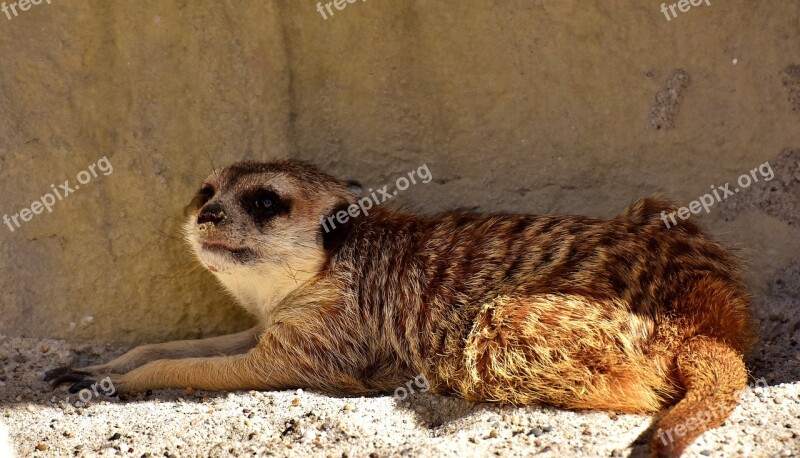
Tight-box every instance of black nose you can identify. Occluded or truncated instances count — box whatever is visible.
[197,202,226,226]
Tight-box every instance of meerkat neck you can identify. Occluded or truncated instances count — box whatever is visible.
[214,257,323,323]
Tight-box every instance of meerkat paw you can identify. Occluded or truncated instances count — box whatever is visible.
[44,367,126,395]
[43,366,89,384]
[66,373,126,396]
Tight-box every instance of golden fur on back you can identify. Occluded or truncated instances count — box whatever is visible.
[48,161,755,458]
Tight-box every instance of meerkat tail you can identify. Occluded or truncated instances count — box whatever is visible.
[650,336,748,458]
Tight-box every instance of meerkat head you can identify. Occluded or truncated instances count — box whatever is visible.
[184,160,359,318]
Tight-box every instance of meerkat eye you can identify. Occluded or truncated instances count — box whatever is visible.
[254,196,274,209]
[242,189,289,223]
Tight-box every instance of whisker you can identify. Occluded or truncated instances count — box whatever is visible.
[202,146,217,174]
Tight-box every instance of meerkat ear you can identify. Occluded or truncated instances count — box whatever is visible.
[320,201,354,252]
[345,180,363,198]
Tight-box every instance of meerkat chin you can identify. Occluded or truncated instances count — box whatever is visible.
[48,160,755,458]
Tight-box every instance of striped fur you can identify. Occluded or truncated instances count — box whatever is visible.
[55,161,755,457]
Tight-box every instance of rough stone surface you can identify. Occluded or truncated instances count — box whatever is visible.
[718,148,800,227]
[784,65,800,112]
[648,69,690,130]
[0,1,798,344]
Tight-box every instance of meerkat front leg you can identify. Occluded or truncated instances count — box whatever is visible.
[61,328,342,395]
[44,326,263,384]
[69,352,273,394]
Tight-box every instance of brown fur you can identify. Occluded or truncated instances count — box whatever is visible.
[47,160,755,457]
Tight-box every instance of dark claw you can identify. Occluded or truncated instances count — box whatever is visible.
[68,379,98,394]
[50,372,90,388]
[44,366,77,382]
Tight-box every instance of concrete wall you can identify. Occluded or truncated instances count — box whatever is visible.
[1,0,798,344]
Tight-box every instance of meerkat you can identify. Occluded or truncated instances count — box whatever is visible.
[46,160,755,457]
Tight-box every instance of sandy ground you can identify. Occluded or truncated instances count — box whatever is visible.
[3,255,800,458]
[2,253,800,458]
[1,295,799,458]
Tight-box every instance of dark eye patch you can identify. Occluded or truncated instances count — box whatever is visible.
[241,188,290,223]
[187,185,215,213]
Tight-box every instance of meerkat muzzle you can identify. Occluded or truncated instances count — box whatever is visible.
[197,222,216,234]
[197,202,227,227]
